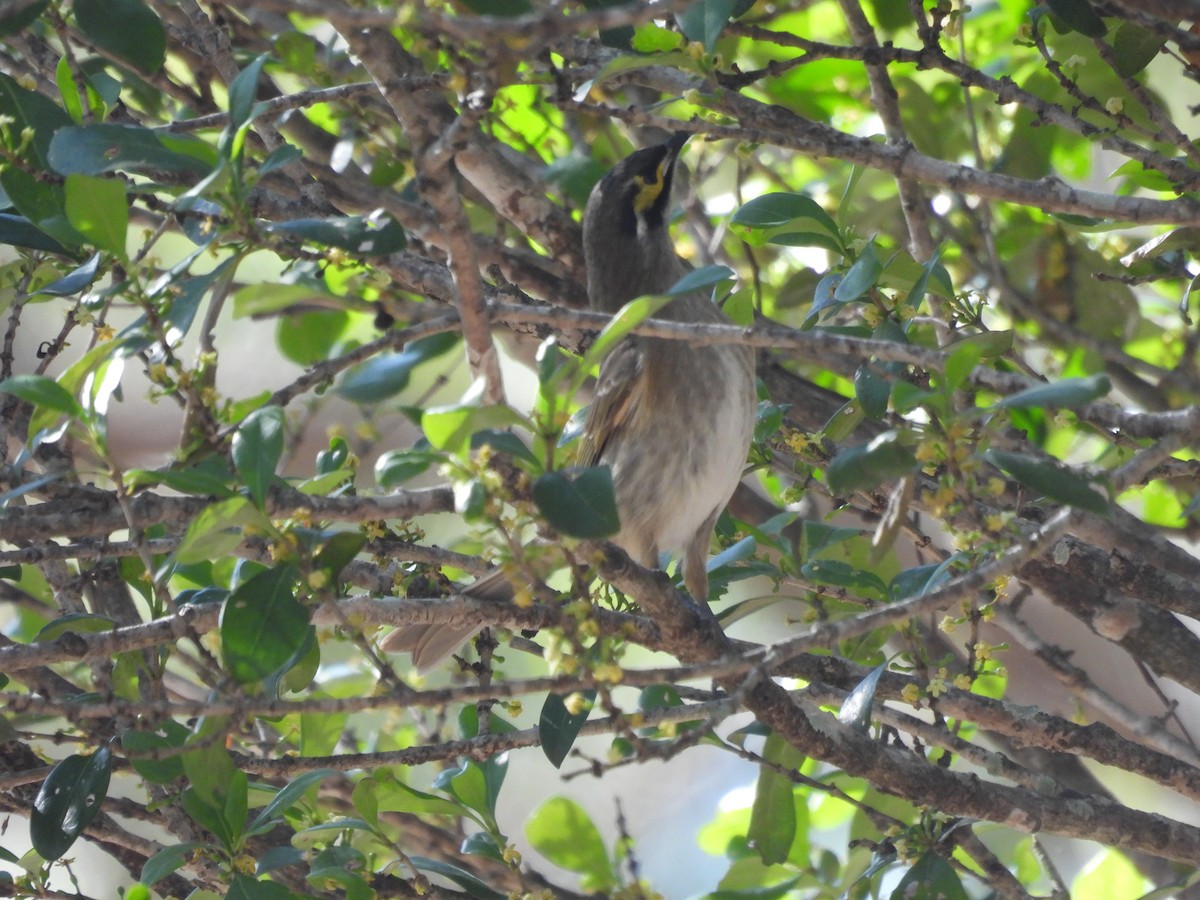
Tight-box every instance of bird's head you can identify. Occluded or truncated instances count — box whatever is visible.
[583,133,690,311]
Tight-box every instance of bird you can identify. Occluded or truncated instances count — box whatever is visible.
[384,133,757,669]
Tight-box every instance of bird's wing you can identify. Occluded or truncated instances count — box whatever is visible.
[576,338,646,468]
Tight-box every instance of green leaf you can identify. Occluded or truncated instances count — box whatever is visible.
[532,467,620,539]
[677,0,739,52]
[34,613,116,641]
[219,565,313,686]
[264,212,407,255]
[409,857,508,900]
[0,0,48,37]
[339,332,459,403]
[122,721,190,784]
[73,0,166,74]
[247,769,337,834]
[0,71,73,169]
[1045,0,1106,37]
[801,558,889,599]
[374,447,439,487]
[421,403,525,456]
[983,449,1110,515]
[458,0,532,14]
[49,124,214,176]
[31,747,113,861]
[1112,22,1166,77]
[667,264,733,296]
[64,173,127,256]
[731,192,839,239]
[33,253,100,296]
[890,851,969,900]
[825,432,918,495]
[992,374,1111,410]
[943,341,983,393]
[140,842,209,886]
[312,531,365,579]
[749,733,801,866]
[0,212,71,254]
[525,797,616,892]
[539,690,596,769]
[631,23,684,53]
[580,293,673,375]
[834,241,882,302]
[854,365,890,420]
[356,777,466,821]
[232,405,284,508]
[838,662,885,731]
[227,54,268,132]
[0,374,83,417]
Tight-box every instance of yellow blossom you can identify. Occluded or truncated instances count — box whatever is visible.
[593,662,623,684]
[307,570,329,590]
[974,641,992,661]
[928,668,948,698]
[901,683,922,705]
[954,673,972,690]
[564,692,589,716]
[938,615,957,633]
[94,323,116,342]
[1105,96,1124,115]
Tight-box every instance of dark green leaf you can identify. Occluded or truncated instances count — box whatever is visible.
[983,449,1110,515]
[539,690,596,769]
[854,365,890,420]
[48,124,214,176]
[63,173,126,256]
[140,842,209,886]
[0,0,48,37]
[993,374,1111,410]
[834,241,882,302]
[667,264,733,296]
[374,447,440,487]
[472,428,538,465]
[532,466,620,539]
[1112,22,1165,77]
[312,531,365,578]
[1045,0,1106,37]
[232,405,284,508]
[0,212,71,254]
[33,253,100,296]
[278,309,349,366]
[890,851,969,900]
[31,747,113,861]
[801,558,889,599]
[0,72,73,169]
[339,332,458,403]
[525,797,615,891]
[808,272,843,323]
[458,0,532,14]
[0,374,83,417]
[248,769,337,834]
[1,168,83,248]
[219,565,313,686]
[838,662,886,731]
[749,733,800,866]
[732,192,838,238]
[677,0,739,52]
[73,0,166,74]
[122,721,190,784]
[825,432,918,495]
[410,857,508,900]
[264,212,407,255]
[34,613,116,641]
[227,54,269,131]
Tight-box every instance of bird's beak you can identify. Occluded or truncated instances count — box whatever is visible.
[665,131,691,162]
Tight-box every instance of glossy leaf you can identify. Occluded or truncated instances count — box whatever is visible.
[532,466,620,539]
[0,0,48,37]
[890,851,969,900]
[410,857,508,900]
[140,842,209,886]
[667,263,733,296]
[227,54,268,132]
[1112,22,1166,77]
[33,252,100,296]
[834,241,882,302]
[73,0,166,74]
[983,449,1110,515]
[539,690,596,769]
[838,662,886,731]
[0,212,71,254]
[31,746,113,861]
[732,191,839,239]
[264,212,407,255]
[219,565,312,686]
[992,374,1111,411]
[677,0,739,52]
[0,71,73,168]
[1045,0,1106,37]
[49,124,214,176]
[0,374,83,417]
[339,332,458,403]
[232,405,284,508]
[825,432,918,495]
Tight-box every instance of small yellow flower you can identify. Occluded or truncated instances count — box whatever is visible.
[974,641,992,661]
[94,323,116,342]
[501,844,522,867]
[954,673,972,690]
[938,615,957,633]
[512,586,534,609]
[307,570,329,590]
[362,521,387,541]
[986,477,1006,496]
[901,683,922,704]
[928,668,948,698]
[1105,96,1124,116]
[563,692,589,716]
[503,700,522,717]
[593,662,623,684]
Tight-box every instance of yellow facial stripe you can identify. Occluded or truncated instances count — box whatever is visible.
[631,159,670,213]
